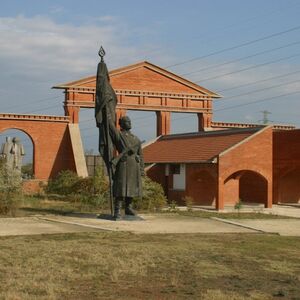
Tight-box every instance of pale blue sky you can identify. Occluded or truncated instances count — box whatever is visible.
[1,0,300,162]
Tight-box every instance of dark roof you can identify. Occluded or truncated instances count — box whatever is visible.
[143,127,262,163]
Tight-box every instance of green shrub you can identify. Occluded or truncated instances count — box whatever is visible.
[46,170,80,195]
[0,160,23,216]
[183,196,194,212]
[45,166,109,210]
[46,169,166,212]
[47,165,108,196]
[92,164,109,195]
[234,199,243,211]
[167,200,179,213]
[133,176,167,212]
[72,177,94,195]
[21,163,33,179]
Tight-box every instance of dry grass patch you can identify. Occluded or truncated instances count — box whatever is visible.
[0,232,300,299]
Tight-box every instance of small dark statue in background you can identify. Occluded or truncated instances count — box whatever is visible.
[95,47,144,220]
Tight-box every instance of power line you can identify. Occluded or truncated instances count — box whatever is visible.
[1,95,61,111]
[181,40,300,77]
[216,69,300,93]
[139,1,299,61]
[215,90,300,112]
[219,79,300,101]
[166,24,300,69]
[195,52,300,83]
[23,104,62,114]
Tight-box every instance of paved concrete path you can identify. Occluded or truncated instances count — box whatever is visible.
[1,213,300,237]
[40,214,258,234]
[222,219,300,236]
[270,204,300,218]
[0,214,255,236]
[0,217,100,236]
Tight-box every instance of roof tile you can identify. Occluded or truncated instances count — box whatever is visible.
[143,128,260,163]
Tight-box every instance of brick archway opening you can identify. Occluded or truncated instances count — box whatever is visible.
[189,170,217,206]
[278,169,300,203]
[224,170,268,206]
[0,128,35,178]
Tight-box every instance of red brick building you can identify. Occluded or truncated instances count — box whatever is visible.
[144,125,300,209]
[144,126,274,209]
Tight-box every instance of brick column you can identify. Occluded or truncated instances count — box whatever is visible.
[266,179,273,208]
[115,108,127,129]
[216,172,224,210]
[273,182,279,204]
[64,105,80,123]
[156,111,170,136]
[198,113,212,131]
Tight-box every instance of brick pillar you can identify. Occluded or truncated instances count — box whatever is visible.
[198,113,212,131]
[64,105,80,123]
[217,177,224,210]
[273,182,279,204]
[156,111,170,136]
[115,108,127,129]
[266,179,273,208]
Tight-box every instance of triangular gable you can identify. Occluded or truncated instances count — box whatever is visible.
[53,61,221,98]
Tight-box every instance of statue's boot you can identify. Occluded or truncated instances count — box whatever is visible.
[113,200,122,220]
[125,197,136,216]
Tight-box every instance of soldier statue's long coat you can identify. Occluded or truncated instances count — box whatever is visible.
[109,123,144,198]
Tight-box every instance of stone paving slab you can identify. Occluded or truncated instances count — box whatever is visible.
[270,205,300,218]
[38,214,256,234]
[225,219,300,236]
[0,217,100,236]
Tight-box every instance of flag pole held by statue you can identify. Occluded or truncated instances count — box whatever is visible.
[95,46,115,216]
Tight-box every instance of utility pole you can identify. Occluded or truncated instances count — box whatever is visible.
[260,110,272,124]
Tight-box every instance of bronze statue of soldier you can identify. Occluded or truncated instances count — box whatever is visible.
[95,47,144,220]
[109,115,144,219]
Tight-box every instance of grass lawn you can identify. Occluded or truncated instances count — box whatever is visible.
[0,232,299,299]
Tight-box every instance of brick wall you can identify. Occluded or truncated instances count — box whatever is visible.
[147,162,218,206]
[218,127,273,208]
[111,66,201,94]
[185,164,217,206]
[273,130,300,203]
[0,118,76,180]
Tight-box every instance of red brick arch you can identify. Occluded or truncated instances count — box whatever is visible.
[224,170,268,206]
[0,114,76,179]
